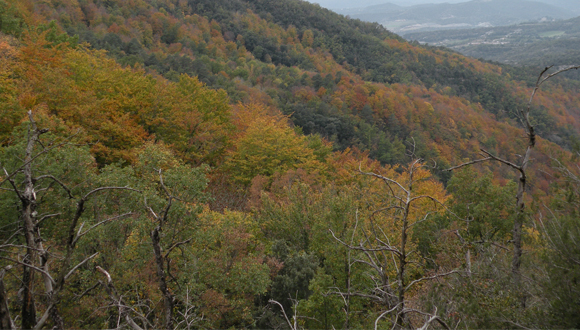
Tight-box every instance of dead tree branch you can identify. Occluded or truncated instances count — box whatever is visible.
[96,266,145,330]
[443,65,580,307]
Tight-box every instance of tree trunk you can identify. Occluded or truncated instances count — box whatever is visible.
[512,146,531,308]
[344,253,351,330]
[21,231,37,330]
[0,271,15,330]
[151,227,173,330]
[466,249,471,277]
[21,116,41,330]
[397,207,409,328]
[19,112,64,329]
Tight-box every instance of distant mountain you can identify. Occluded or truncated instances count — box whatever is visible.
[337,0,575,34]
[404,15,580,77]
[342,2,401,15]
[535,0,580,14]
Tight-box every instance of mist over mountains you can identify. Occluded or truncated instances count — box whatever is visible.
[405,16,580,69]
[324,0,580,34]
[313,0,580,75]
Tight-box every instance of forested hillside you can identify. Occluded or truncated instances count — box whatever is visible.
[1,0,580,329]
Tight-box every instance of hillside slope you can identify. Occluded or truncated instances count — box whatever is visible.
[2,0,580,174]
[2,1,580,329]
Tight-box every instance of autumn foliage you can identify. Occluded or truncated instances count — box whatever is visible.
[0,0,580,328]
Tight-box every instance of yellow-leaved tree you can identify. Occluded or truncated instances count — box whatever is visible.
[225,103,328,185]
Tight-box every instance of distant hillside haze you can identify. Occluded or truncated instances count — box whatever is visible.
[404,15,580,76]
[313,0,580,76]
[307,0,393,9]
[535,0,580,12]
[327,0,579,33]
[312,0,580,12]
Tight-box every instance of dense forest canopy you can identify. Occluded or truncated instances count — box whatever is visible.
[0,0,580,328]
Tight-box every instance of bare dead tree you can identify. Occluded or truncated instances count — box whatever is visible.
[0,111,139,329]
[144,169,175,330]
[329,212,360,330]
[269,299,299,330]
[96,266,148,330]
[174,286,204,330]
[330,159,457,329]
[268,297,318,330]
[444,65,580,306]
[144,169,192,330]
[0,266,15,330]
[411,307,451,330]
